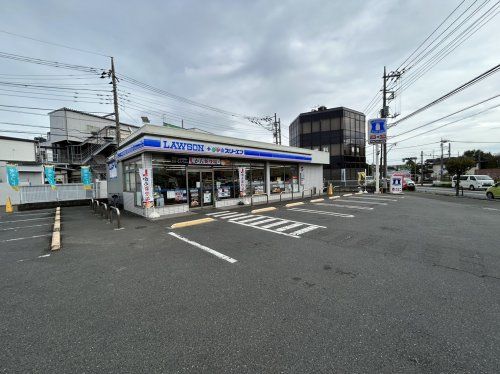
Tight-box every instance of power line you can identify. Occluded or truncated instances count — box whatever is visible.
[391,63,500,127]
[0,30,111,57]
[391,93,500,138]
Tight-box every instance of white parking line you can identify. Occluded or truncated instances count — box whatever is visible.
[288,207,354,218]
[168,232,237,263]
[0,223,52,231]
[350,196,398,202]
[335,199,388,205]
[289,225,320,236]
[0,233,52,243]
[275,222,304,232]
[218,212,248,219]
[248,217,278,226]
[0,217,52,224]
[207,211,237,218]
[233,216,270,224]
[313,203,374,210]
[483,207,499,211]
[260,220,291,229]
[10,211,54,217]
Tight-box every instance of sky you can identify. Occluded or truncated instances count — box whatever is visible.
[0,0,499,164]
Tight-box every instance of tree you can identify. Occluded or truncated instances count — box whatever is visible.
[404,159,421,181]
[463,149,498,169]
[445,157,476,196]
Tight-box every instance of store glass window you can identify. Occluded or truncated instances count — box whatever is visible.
[214,167,235,200]
[270,165,284,194]
[251,163,266,195]
[332,117,341,131]
[312,121,320,133]
[321,119,330,132]
[284,165,299,192]
[152,165,187,206]
[123,158,142,206]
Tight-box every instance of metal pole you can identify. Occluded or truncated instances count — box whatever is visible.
[440,140,444,181]
[375,143,380,194]
[420,150,424,186]
[382,66,387,179]
[111,57,121,146]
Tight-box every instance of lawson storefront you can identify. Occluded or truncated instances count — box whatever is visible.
[107,125,329,218]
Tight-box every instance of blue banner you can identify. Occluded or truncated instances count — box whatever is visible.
[44,165,56,190]
[6,164,19,191]
[81,166,92,190]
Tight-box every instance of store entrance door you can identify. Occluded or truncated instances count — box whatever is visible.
[187,170,214,209]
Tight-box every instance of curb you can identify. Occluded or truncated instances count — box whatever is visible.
[51,207,61,251]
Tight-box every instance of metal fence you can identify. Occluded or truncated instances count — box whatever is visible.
[19,182,106,204]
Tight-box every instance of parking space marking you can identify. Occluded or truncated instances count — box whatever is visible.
[0,233,52,243]
[483,207,499,211]
[313,203,374,210]
[275,222,304,232]
[335,199,388,205]
[0,223,52,231]
[207,211,240,218]
[288,207,354,218]
[219,213,248,219]
[205,211,230,216]
[10,211,54,217]
[0,217,53,224]
[349,196,398,202]
[206,212,325,238]
[168,232,237,263]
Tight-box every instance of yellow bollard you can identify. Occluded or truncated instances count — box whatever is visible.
[327,183,334,197]
[6,197,13,213]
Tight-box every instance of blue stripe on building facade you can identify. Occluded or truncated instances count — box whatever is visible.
[118,137,312,162]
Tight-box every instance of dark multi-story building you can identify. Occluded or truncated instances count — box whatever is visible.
[289,106,366,181]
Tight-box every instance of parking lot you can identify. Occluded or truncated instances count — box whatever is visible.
[1,193,499,373]
[0,208,55,263]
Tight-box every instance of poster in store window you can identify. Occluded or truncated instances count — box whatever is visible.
[238,167,247,196]
[139,168,154,208]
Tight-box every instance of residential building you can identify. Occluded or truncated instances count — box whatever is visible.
[289,106,366,182]
[41,108,139,182]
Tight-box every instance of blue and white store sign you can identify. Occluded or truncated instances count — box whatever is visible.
[117,137,313,163]
[368,118,387,144]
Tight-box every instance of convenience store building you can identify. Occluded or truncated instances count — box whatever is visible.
[107,125,329,218]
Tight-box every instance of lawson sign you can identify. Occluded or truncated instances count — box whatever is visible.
[116,137,313,163]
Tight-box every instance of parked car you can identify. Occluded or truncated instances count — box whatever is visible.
[403,178,415,191]
[451,175,495,190]
[486,183,500,200]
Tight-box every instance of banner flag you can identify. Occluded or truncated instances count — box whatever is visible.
[81,166,92,190]
[6,164,19,191]
[44,165,57,190]
[139,168,154,208]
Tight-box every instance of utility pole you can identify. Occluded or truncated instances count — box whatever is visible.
[278,118,282,145]
[110,57,121,146]
[181,119,184,129]
[273,113,280,145]
[420,150,424,186]
[448,142,451,158]
[440,139,449,181]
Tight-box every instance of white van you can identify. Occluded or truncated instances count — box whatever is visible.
[451,175,495,190]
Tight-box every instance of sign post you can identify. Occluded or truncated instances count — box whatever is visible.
[390,175,403,194]
[368,118,387,194]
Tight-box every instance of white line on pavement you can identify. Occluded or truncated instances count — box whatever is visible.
[350,196,398,202]
[0,234,52,242]
[313,203,373,210]
[234,216,272,224]
[219,213,248,219]
[260,220,291,229]
[289,207,354,218]
[275,222,304,232]
[205,211,230,216]
[334,199,387,205]
[168,232,237,263]
[230,220,300,238]
[0,217,52,224]
[11,211,54,217]
[248,217,278,226]
[289,225,320,236]
[0,223,52,231]
[207,211,237,218]
[483,207,499,211]
[38,254,51,258]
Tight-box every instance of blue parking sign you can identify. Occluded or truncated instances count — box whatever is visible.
[368,118,387,144]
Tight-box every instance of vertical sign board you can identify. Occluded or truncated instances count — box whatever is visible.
[81,166,92,190]
[139,168,154,208]
[6,164,19,191]
[238,167,247,197]
[44,165,57,190]
[390,175,403,194]
[368,118,387,144]
[299,166,305,186]
[108,160,117,179]
[341,168,346,182]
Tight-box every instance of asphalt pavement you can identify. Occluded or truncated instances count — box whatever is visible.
[1,194,499,373]
[416,185,491,200]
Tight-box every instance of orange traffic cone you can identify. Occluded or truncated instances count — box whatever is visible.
[6,197,13,213]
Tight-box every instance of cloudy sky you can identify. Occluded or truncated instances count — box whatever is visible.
[1,0,499,163]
